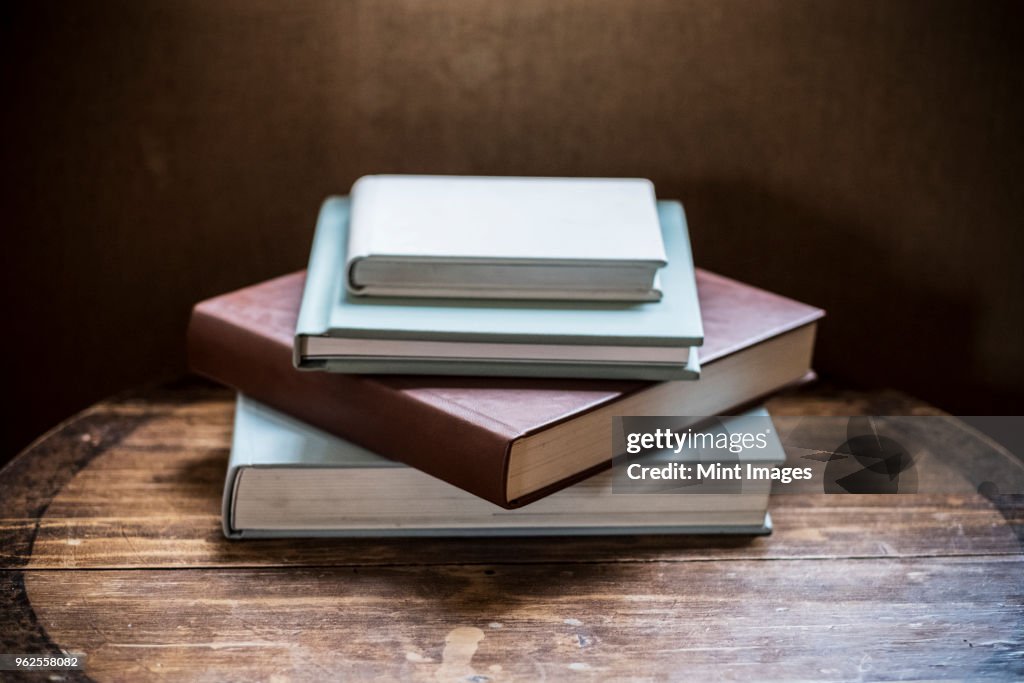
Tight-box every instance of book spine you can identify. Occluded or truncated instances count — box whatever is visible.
[187,303,519,508]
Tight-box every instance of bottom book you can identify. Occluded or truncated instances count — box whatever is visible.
[223,395,785,539]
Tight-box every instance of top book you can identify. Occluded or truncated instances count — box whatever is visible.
[345,175,668,301]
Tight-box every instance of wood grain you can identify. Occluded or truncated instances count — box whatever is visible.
[1,378,1022,681]
[11,558,1024,681]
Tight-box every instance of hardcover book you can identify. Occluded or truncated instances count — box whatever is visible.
[223,395,784,538]
[346,175,668,301]
[296,196,703,380]
[188,268,823,508]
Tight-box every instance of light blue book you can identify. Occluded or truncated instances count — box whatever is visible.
[222,395,781,539]
[294,197,703,380]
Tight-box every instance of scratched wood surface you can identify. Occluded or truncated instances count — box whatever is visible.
[1,377,1022,681]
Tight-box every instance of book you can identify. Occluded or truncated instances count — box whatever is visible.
[296,196,702,380]
[223,395,784,538]
[346,175,667,301]
[188,268,823,508]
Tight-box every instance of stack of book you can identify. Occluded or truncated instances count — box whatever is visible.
[188,175,824,538]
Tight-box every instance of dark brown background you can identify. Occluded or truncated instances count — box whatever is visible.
[2,0,1022,463]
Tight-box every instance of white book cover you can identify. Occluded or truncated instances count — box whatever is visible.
[345,175,668,300]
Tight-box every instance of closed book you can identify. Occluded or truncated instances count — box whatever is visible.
[295,196,702,381]
[224,395,783,539]
[188,268,823,508]
[346,175,667,301]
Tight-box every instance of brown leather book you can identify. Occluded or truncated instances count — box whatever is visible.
[188,270,824,508]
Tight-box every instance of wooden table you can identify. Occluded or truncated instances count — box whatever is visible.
[2,379,1022,681]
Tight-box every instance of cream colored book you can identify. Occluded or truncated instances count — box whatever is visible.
[345,175,668,301]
